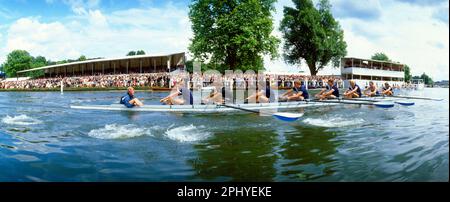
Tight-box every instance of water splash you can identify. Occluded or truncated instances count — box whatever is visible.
[165,124,211,143]
[2,115,42,126]
[303,116,365,128]
[87,124,152,139]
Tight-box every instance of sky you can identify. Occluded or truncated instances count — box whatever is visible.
[0,0,448,80]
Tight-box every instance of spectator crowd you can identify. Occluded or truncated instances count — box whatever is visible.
[0,72,344,90]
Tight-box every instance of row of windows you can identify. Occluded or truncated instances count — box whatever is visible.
[343,74,404,81]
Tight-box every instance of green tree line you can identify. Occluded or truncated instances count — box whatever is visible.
[127,50,146,56]
[2,50,46,78]
[1,49,146,78]
[413,73,434,85]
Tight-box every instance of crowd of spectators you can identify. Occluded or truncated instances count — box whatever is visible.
[0,72,343,90]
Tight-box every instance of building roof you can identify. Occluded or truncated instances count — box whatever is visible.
[17,52,185,74]
[342,57,404,65]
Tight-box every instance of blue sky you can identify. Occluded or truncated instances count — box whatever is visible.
[0,0,448,80]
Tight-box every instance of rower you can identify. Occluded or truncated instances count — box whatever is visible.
[315,79,339,100]
[202,83,224,104]
[381,82,393,96]
[246,80,276,103]
[279,79,308,102]
[343,80,362,99]
[363,81,380,97]
[120,87,144,108]
[160,79,193,105]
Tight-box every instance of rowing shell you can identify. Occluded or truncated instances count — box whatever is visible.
[70,96,414,113]
[70,101,339,113]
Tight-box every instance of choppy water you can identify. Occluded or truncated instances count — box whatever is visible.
[0,88,448,181]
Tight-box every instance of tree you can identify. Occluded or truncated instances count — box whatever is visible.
[412,73,433,85]
[56,60,68,65]
[2,50,33,77]
[280,0,347,75]
[78,55,87,61]
[189,0,280,72]
[28,56,48,78]
[420,73,433,85]
[371,52,391,62]
[127,51,137,56]
[404,65,412,82]
[136,50,146,55]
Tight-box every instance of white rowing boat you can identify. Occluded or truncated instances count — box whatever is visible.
[69,96,416,113]
[70,101,339,113]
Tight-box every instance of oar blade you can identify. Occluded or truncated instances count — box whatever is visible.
[272,112,304,122]
[373,102,395,108]
[394,100,415,106]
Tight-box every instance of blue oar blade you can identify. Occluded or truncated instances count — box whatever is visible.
[272,112,303,122]
[374,102,395,108]
[394,100,415,106]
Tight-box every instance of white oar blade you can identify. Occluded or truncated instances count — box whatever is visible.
[394,100,415,106]
[272,112,304,122]
[373,102,395,108]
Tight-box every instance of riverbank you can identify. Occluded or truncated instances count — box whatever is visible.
[0,86,297,92]
[0,86,172,92]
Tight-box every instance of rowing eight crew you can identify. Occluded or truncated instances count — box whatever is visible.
[120,79,394,108]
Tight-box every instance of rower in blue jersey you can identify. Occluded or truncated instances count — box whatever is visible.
[343,80,362,98]
[315,78,339,100]
[120,87,144,108]
[246,80,276,103]
[280,79,309,101]
[381,82,393,96]
[160,79,193,105]
[363,81,380,97]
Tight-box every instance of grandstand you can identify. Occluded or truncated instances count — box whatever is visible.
[17,52,186,78]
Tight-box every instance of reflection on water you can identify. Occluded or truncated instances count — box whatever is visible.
[278,126,341,181]
[189,124,343,182]
[189,129,279,181]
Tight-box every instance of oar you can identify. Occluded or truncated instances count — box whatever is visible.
[392,95,443,101]
[308,99,395,108]
[342,97,415,106]
[221,104,303,122]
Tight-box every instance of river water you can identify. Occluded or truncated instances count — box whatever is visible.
[0,88,448,181]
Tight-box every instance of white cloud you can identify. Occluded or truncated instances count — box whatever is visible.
[0,3,191,64]
[60,0,101,15]
[3,17,81,60]
[0,32,3,63]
